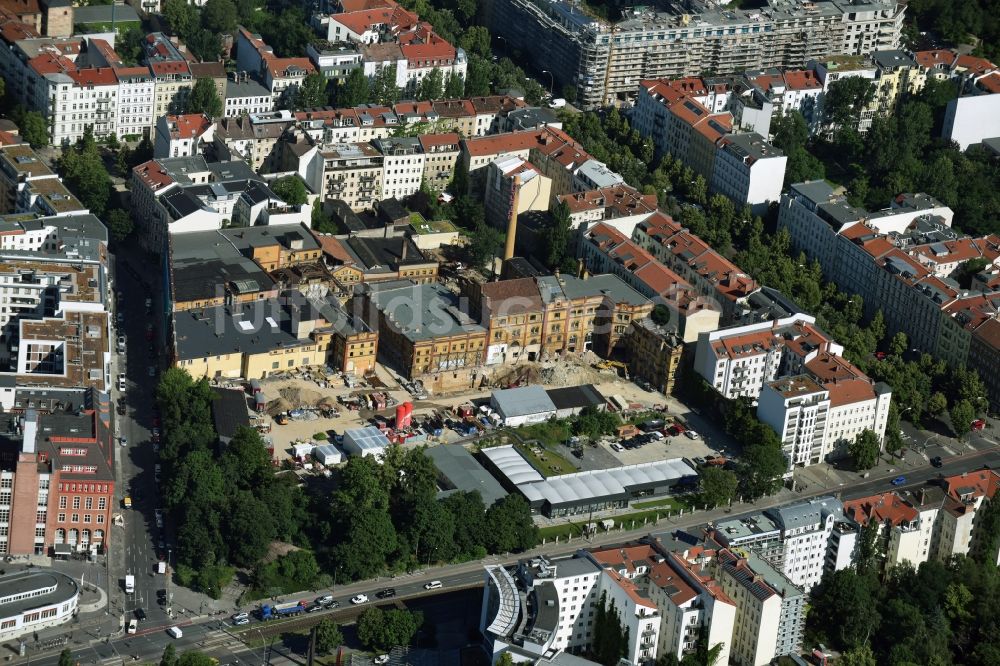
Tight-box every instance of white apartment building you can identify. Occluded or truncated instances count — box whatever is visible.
[373,136,425,201]
[710,133,787,215]
[843,492,931,570]
[713,548,800,666]
[224,73,273,118]
[114,66,155,139]
[27,57,118,146]
[693,314,838,401]
[602,569,661,664]
[315,143,384,211]
[758,376,832,470]
[591,543,735,666]
[768,497,843,593]
[154,114,214,160]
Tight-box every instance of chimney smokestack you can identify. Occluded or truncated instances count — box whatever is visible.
[504,174,521,261]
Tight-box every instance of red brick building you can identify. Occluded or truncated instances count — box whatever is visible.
[1,389,114,556]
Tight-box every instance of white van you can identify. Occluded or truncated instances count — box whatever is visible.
[167,626,183,639]
[423,580,443,590]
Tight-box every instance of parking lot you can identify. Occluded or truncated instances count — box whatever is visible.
[601,432,720,466]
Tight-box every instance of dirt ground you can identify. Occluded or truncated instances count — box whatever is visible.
[257,352,729,463]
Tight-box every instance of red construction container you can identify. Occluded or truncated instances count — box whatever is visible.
[396,404,407,428]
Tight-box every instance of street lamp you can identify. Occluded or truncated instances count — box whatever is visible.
[541,70,554,96]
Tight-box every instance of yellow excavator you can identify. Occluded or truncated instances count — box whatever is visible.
[594,360,630,379]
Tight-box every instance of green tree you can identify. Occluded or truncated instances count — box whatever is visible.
[738,434,786,499]
[466,221,504,272]
[258,8,315,59]
[295,73,329,110]
[314,619,344,654]
[457,25,491,58]
[226,491,274,566]
[371,64,399,105]
[950,399,976,439]
[59,129,112,216]
[495,654,515,666]
[700,467,738,508]
[444,71,465,98]
[592,591,628,665]
[928,391,948,416]
[116,27,145,66]
[808,569,879,651]
[441,490,487,557]
[464,56,492,97]
[688,174,707,205]
[177,653,217,666]
[160,645,177,666]
[417,68,444,101]
[650,304,672,326]
[336,67,370,107]
[572,407,620,440]
[824,77,875,131]
[849,429,881,471]
[270,175,308,205]
[201,0,238,33]
[484,494,538,553]
[356,608,423,651]
[106,208,134,242]
[186,78,223,118]
[19,110,49,148]
[163,0,200,39]
[839,645,878,666]
[58,649,74,666]
[970,496,1000,565]
[543,201,572,269]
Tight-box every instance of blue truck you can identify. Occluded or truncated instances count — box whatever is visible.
[260,600,308,619]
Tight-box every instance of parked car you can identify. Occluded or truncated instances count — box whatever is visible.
[972,419,987,432]
[118,374,127,392]
[154,508,164,527]
[148,366,157,377]
[610,443,624,452]
[350,594,369,605]
[684,430,700,440]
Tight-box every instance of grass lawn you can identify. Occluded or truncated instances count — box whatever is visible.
[538,505,682,541]
[631,496,689,511]
[516,420,572,447]
[516,442,577,477]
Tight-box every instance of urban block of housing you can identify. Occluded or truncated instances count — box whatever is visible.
[480,469,1000,665]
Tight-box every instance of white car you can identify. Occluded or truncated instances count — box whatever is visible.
[374,656,389,665]
[154,509,164,528]
[118,374,127,392]
[610,443,624,452]
[127,619,138,634]
[350,594,369,605]
[231,612,249,621]
[423,580,442,590]
[684,430,700,440]
[117,335,127,352]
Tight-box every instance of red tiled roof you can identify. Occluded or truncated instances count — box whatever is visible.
[978,73,1000,94]
[331,5,419,35]
[0,130,21,146]
[913,49,957,70]
[0,18,38,43]
[843,492,918,527]
[266,57,315,78]
[150,60,191,76]
[133,160,173,191]
[165,113,212,140]
[955,54,997,77]
[67,67,118,87]
[942,469,1000,503]
[338,0,396,11]
[782,69,822,91]
[603,568,657,609]
[316,235,356,265]
[417,132,460,150]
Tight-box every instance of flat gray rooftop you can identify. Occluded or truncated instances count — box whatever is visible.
[426,444,508,507]
[0,570,79,618]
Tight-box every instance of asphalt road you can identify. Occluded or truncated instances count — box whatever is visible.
[113,249,172,628]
